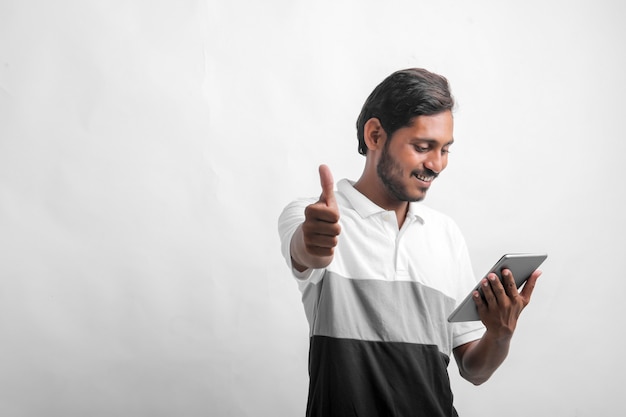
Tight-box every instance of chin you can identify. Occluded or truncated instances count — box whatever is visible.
[412,190,427,202]
[402,190,428,203]
[408,186,430,202]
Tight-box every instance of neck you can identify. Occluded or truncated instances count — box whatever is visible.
[353,170,410,228]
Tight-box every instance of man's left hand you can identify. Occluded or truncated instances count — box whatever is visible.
[473,269,542,339]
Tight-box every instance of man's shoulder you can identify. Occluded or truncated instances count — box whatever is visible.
[278,196,317,224]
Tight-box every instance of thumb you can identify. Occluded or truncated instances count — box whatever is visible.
[318,164,336,206]
[520,269,542,302]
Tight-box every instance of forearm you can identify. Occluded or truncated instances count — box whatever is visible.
[456,269,541,385]
[455,331,512,385]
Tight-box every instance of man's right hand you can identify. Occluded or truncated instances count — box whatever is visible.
[290,164,341,271]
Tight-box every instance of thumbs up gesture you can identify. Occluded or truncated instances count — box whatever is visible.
[290,165,341,271]
[316,164,337,208]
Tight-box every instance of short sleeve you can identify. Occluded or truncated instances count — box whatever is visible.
[450,223,485,348]
[277,198,325,285]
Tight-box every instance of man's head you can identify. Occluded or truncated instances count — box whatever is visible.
[354,69,455,205]
[356,68,455,156]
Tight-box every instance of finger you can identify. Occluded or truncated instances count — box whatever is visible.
[481,277,497,307]
[305,233,339,250]
[304,204,340,224]
[472,290,487,315]
[501,269,519,298]
[519,269,542,303]
[306,244,336,258]
[487,272,507,304]
[318,164,336,207]
[302,215,341,237]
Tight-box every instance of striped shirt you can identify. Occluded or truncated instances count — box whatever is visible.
[279,179,484,416]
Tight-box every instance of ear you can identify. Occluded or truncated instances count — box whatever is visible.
[363,118,387,152]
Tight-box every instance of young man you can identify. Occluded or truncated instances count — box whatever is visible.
[278,68,541,416]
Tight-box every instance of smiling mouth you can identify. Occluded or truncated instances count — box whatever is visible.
[414,173,435,183]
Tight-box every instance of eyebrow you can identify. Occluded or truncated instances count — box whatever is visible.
[411,138,455,146]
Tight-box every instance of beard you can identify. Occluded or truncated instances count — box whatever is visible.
[376,144,437,203]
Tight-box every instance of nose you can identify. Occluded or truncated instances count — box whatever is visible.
[424,152,444,174]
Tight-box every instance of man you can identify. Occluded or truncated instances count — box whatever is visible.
[278,68,541,416]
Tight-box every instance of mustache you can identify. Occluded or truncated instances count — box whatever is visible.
[411,168,438,179]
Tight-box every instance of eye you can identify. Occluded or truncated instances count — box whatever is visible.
[413,144,429,153]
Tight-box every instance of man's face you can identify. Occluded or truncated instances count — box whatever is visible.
[376,111,454,202]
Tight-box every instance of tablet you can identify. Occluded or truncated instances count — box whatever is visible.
[447,253,547,322]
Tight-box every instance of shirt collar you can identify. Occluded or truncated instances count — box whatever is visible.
[337,179,426,224]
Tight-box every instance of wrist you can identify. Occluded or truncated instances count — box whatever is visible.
[483,328,514,346]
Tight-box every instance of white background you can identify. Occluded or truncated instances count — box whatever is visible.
[1,1,625,415]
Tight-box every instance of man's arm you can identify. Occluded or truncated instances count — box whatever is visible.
[453,269,542,385]
[290,164,341,272]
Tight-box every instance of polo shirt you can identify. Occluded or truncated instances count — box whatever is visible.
[278,179,485,417]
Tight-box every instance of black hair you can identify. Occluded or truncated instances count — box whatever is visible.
[356,68,455,155]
